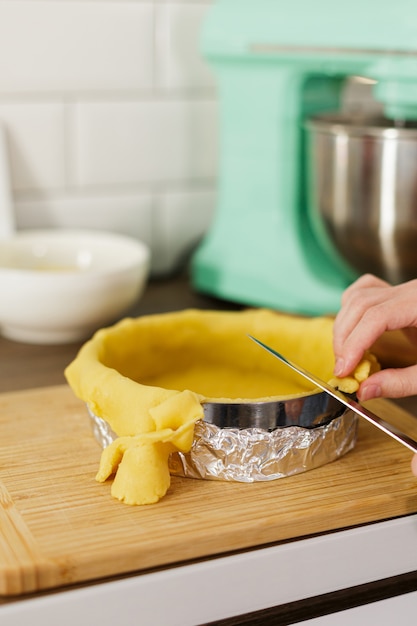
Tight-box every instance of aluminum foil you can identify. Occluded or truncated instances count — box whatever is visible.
[87,406,358,483]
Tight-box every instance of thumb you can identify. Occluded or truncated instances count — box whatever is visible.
[358,365,417,401]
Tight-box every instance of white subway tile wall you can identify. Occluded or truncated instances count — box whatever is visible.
[0,0,217,275]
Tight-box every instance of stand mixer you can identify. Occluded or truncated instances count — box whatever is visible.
[191,0,417,315]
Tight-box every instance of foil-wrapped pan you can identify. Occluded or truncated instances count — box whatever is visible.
[87,402,358,483]
[170,410,357,481]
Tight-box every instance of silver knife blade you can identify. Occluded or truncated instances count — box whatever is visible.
[249,335,417,454]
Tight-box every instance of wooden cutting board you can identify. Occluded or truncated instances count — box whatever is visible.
[1,385,417,597]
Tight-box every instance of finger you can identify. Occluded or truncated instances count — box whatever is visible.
[339,275,389,314]
[357,365,417,401]
[336,275,390,331]
[334,283,417,377]
[334,304,391,376]
[333,276,391,354]
[341,274,389,302]
[336,293,417,372]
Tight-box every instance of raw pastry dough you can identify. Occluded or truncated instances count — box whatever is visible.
[65,309,379,505]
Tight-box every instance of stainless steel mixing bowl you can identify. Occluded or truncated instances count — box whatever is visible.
[306,112,417,284]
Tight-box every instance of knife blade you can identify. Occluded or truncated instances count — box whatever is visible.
[249,335,417,454]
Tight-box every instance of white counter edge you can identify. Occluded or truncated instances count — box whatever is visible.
[1,514,416,626]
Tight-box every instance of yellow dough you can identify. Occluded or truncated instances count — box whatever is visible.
[64,309,379,505]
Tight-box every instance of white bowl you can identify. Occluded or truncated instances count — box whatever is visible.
[0,229,150,344]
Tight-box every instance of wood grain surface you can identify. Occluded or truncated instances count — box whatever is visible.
[0,384,417,597]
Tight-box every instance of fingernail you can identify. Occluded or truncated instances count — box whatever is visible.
[359,384,382,402]
[334,358,344,376]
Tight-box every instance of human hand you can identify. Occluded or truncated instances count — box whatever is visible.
[333,274,417,402]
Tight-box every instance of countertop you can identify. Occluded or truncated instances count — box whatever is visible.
[1,271,417,625]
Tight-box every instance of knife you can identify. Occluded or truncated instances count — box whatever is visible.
[249,335,417,454]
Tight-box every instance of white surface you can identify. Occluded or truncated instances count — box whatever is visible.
[153,188,215,273]
[15,193,153,249]
[0,1,217,276]
[0,103,67,191]
[156,3,215,90]
[0,515,416,626]
[0,123,14,239]
[72,99,218,187]
[14,187,216,276]
[0,2,154,92]
[0,229,150,343]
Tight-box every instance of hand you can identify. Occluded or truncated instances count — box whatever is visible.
[333,274,417,476]
[333,273,417,402]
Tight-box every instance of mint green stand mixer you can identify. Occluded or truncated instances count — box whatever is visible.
[191,0,417,315]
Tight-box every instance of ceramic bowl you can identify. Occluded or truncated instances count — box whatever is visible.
[0,229,150,344]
